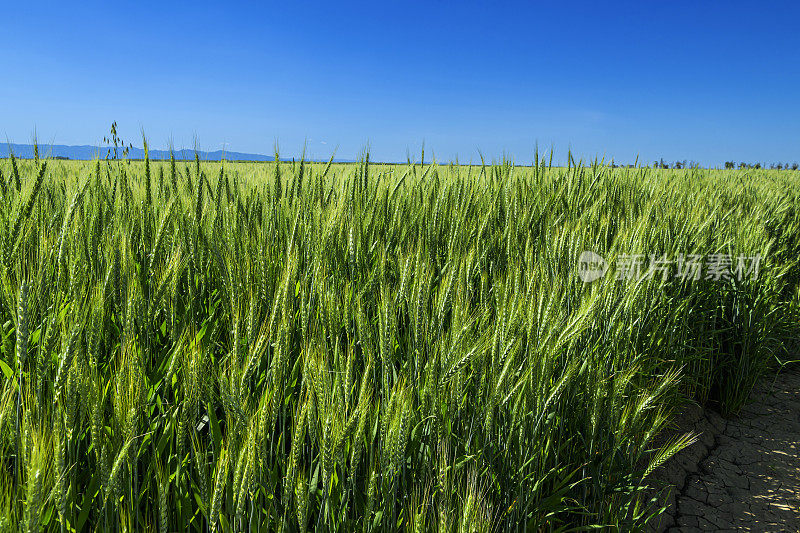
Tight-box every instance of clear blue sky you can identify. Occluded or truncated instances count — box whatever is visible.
[2,1,799,165]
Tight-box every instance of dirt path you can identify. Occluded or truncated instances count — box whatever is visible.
[651,368,800,532]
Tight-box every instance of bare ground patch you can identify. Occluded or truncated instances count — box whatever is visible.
[648,368,800,532]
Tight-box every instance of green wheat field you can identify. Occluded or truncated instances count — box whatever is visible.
[1,148,799,531]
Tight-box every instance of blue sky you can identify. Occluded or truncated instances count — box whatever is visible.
[2,1,799,165]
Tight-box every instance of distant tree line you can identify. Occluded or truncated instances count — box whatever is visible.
[652,159,700,169]
[723,161,799,170]
[646,159,799,170]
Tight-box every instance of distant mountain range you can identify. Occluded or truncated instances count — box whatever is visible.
[0,143,356,162]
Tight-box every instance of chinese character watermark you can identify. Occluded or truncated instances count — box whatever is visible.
[577,251,762,283]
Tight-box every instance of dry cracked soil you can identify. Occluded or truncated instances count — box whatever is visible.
[648,368,800,532]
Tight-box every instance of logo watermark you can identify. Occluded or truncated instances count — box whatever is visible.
[578,251,609,282]
[577,252,762,283]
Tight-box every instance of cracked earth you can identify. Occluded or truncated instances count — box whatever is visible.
[648,368,800,532]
